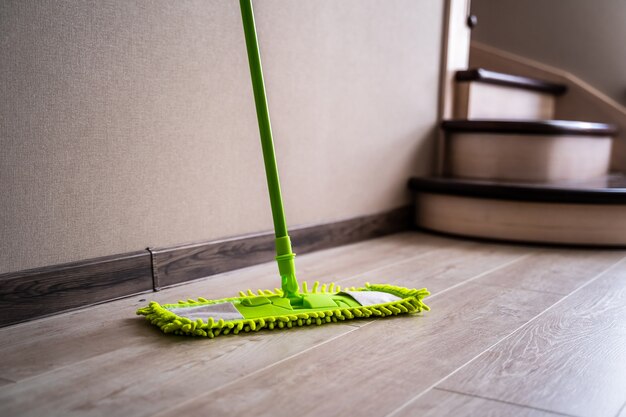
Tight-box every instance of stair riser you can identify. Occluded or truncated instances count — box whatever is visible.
[415,193,626,246]
[446,133,612,182]
[454,82,555,120]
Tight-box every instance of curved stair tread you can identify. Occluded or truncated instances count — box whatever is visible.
[408,174,626,205]
[441,119,618,136]
[455,68,567,95]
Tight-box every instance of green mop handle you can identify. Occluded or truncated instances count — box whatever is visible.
[240,0,299,298]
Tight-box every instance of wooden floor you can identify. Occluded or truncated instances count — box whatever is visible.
[1,231,626,417]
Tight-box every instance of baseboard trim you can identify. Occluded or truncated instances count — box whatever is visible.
[0,206,412,327]
[0,251,153,328]
[150,206,413,288]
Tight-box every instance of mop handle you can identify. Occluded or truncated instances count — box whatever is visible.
[240,0,299,297]
[240,0,288,240]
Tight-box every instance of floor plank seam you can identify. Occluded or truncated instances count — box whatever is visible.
[475,280,568,296]
[432,387,580,417]
[332,245,452,286]
[9,344,143,386]
[149,325,362,417]
[345,320,374,328]
[383,254,626,417]
[423,253,532,299]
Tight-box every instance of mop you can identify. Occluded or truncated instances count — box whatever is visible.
[136,0,430,338]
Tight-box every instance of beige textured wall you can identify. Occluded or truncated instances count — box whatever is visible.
[471,0,626,107]
[0,0,444,274]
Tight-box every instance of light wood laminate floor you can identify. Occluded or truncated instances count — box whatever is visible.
[1,231,626,417]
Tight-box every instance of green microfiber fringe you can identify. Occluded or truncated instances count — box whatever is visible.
[136,282,430,338]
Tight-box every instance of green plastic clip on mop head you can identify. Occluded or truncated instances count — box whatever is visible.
[136,0,430,338]
[275,236,299,300]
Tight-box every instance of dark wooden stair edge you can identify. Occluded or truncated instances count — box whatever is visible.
[455,68,568,95]
[441,119,618,136]
[408,177,626,205]
[0,205,412,328]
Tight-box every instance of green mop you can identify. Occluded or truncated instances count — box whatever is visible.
[136,0,430,338]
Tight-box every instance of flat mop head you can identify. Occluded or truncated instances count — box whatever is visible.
[136,282,429,338]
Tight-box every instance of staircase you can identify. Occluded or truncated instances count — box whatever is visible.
[410,68,626,246]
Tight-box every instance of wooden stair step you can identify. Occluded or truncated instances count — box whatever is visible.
[408,175,626,246]
[441,119,616,183]
[456,68,567,95]
[409,174,626,204]
[453,68,568,120]
[442,119,618,136]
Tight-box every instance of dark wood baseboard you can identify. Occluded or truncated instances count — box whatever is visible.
[0,206,412,327]
[0,252,153,328]
[151,206,412,287]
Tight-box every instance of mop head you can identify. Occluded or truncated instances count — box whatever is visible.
[136,282,430,338]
